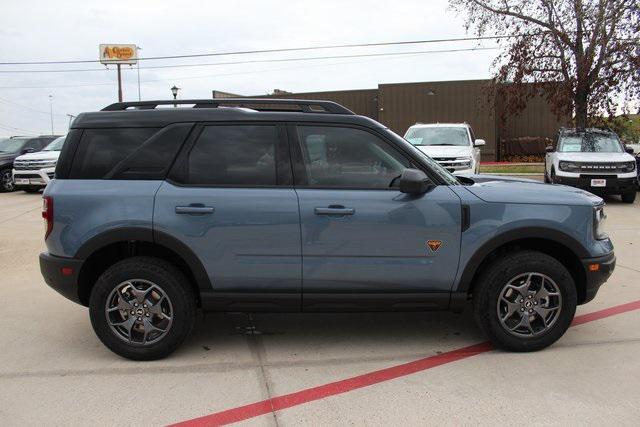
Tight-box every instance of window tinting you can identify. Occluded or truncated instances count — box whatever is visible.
[297,126,410,188]
[69,128,159,179]
[187,125,278,186]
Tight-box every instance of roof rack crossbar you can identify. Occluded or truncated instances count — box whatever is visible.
[101,98,354,115]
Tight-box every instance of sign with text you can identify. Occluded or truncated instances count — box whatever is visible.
[99,44,138,64]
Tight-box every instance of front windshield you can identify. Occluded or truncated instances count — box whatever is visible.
[43,136,66,151]
[558,133,624,153]
[0,138,27,153]
[405,127,470,147]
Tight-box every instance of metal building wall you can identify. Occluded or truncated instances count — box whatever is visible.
[252,80,568,161]
[499,93,569,141]
[261,89,379,120]
[378,80,498,160]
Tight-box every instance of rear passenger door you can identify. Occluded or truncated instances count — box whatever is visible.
[153,123,302,310]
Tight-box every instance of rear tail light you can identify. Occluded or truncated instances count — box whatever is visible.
[42,196,53,239]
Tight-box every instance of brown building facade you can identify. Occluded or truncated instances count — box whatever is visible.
[214,79,568,160]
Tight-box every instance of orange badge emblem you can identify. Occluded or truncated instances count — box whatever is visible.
[427,240,442,252]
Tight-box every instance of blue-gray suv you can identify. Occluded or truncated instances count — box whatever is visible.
[39,99,615,360]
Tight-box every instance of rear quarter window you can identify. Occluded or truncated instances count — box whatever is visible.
[69,128,160,179]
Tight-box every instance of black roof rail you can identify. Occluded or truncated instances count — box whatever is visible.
[101,98,355,115]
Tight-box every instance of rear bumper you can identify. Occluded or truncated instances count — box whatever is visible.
[580,252,616,304]
[39,252,85,306]
[553,175,636,194]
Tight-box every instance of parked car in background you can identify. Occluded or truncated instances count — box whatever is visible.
[0,135,60,192]
[404,123,484,174]
[545,128,636,203]
[40,99,614,360]
[13,135,66,193]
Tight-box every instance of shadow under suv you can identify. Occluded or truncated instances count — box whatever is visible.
[40,99,615,360]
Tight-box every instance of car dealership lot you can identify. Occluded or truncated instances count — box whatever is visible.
[0,189,639,426]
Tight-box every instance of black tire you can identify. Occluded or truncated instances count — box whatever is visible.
[22,186,41,193]
[89,256,196,361]
[0,169,15,192]
[549,168,557,184]
[621,191,636,204]
[473,250,577,352]
[543,168,551,183]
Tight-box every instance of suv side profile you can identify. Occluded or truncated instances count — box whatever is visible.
[403,123,485,175]
[40,99,615,360]
[545,128,637,203]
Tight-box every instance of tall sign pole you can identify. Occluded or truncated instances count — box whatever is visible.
[117,64,123,102]
[99,44,138,102]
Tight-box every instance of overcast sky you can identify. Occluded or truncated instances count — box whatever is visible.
[0,0,500,137]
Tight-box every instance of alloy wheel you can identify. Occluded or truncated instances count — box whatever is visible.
[496,272,562,337]
[105,279,174,345]
[1,170,14,192]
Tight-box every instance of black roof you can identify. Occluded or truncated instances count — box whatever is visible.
[72,98,383,129]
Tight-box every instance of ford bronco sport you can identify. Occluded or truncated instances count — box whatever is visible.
[545,128,637,203]
[40,99,615,360]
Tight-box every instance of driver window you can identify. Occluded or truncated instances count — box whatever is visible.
[297,126,410,188]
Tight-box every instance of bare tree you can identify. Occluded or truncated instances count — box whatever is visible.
[450,0,639,128]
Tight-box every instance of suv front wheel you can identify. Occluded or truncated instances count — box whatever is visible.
[0,169,15,192]
[473,250,577,352]
[89,256,196,360]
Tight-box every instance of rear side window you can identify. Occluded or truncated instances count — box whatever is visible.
[185,125,279,186]
[69,128,159,179]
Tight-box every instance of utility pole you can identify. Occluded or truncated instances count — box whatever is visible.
[48,95,54,135]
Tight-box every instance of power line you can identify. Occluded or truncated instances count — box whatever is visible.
[0,46,498,74]
[0,97,67,117]
[0,34,519,66]
[0,122,41,134]
[0,46,496,89]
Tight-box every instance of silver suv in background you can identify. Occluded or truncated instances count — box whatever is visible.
[13,135,66,193]
[404,123,485,174]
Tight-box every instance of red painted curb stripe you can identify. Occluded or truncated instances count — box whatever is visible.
[171,299,640,427]
[571,299,640,326]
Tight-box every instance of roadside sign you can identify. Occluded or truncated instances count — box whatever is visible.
[99,44,138,65]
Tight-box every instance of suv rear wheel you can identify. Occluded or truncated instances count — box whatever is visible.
[473,250,577,352]
[89,256,196,360]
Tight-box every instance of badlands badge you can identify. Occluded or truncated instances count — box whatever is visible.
[427,240,442,252]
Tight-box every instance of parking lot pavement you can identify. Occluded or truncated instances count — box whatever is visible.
[0,189,639,426]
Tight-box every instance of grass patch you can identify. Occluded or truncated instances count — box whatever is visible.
[480,164,544,174]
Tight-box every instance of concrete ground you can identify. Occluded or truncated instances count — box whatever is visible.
[0,187,639,426]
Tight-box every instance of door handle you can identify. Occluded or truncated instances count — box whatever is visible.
[175,205,215,215]
[314,206,355,216]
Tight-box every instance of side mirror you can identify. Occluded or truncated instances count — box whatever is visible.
[399,168,433,195]
[545,145,555,153]
[474,139,486,147]
[624,146,635,154]
[21,147,35,154]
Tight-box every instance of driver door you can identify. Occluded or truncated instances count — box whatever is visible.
[290,124,462,310]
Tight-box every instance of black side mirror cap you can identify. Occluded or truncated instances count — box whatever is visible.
[22,148,36,154]
[625,146,635,154]
[545,145,554,153]
[399,168,433,194]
